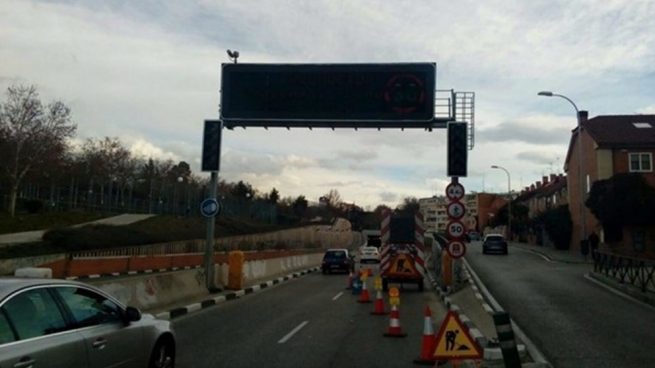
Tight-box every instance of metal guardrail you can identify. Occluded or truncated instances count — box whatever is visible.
[594,250,655,293]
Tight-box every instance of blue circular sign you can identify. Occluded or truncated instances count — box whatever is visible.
[200,198,220,218]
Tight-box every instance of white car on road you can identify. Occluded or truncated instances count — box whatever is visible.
[358,246,380,263]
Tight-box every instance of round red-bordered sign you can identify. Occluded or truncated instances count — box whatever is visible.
[447,201,465,219]
[446,220,466,239]
[447,241,466,259]
[446,182,465,201]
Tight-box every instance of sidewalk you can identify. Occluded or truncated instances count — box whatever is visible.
[0,214,155,246]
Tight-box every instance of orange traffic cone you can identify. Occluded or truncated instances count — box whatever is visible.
[383,305,407,337]
[345,271,353,290]
[413,306,437,365]
[370,289,387,315]
[358,279,371,303]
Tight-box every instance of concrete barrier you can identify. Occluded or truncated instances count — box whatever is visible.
[86,252,323,311]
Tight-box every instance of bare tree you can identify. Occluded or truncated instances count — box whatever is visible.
[322,189,342,208]
[0,85,76,216]
[82,137,133,210]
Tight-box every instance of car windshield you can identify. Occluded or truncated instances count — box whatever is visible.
[486,236,504,241]
[324,251,346,259]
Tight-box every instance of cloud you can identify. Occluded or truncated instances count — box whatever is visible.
[516,151,560,166]
[637,105,655,114]
[3,0,655,208]
[477,115,574,145]
[379,192,398,202]
[129,138,181,162]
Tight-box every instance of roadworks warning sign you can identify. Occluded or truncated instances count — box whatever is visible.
[434,311,483,360]
[387,254,419,277]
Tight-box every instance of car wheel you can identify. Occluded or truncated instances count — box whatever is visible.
[322,268,327,274]
[149,337,175,368]
[418,280,424,292]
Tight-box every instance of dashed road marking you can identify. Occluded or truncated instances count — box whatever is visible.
[278,321,309,344]
[332,292,344,301]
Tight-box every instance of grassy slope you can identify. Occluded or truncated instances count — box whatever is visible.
[0,214,310,259]
[0,212,108,234]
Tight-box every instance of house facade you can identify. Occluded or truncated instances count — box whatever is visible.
[565,112,655,256]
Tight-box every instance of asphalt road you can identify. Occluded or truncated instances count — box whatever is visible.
[465,241,655,368]
[173,266,442,368]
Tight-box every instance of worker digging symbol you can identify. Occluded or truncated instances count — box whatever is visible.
[433,311,483,360]
[397,259,411,273]
[446,329,459,351]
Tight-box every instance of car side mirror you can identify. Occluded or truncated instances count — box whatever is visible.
[124,306,142,324]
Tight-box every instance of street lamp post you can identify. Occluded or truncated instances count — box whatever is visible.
[538,91,586,252]
[491,165,511,240]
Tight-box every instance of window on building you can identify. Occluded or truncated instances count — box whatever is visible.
[629,153,652,172]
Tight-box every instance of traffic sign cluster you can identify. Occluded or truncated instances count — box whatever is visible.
[445,179,467,259]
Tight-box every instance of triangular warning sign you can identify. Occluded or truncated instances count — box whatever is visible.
[388,254,419,276]
[434,311,483,360]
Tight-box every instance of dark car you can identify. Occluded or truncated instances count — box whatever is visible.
[467,231,482,242]
[482,234,508,255]
[0,277,175,368]
[321,249,353,274]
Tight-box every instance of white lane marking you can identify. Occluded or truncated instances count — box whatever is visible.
[514,247,555,263]
[332,292,344,301]
[278,321,309,344]
[584,273,655,312]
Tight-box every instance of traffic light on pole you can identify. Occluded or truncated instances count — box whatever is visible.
[447,122,468,177]
[201,120,222,172]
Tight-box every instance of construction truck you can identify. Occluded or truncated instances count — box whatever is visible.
[379,212,427,291]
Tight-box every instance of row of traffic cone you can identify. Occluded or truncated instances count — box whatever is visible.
[347,270,442,366]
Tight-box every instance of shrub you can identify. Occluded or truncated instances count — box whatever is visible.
[534,205,572,250]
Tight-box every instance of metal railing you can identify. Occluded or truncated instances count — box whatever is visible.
[594,250,655,293]
[71,240,205,258]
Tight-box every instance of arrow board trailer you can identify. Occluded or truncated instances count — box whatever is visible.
[379,212,427,291]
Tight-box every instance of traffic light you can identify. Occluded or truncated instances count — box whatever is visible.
[201,120,222,172]
[447,122,468,177]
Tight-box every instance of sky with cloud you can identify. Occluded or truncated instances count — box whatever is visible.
[2,0,654,209]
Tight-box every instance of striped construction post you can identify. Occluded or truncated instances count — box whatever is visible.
[379,208,392,276]
[414,211,426,277]
[492,312,522,368]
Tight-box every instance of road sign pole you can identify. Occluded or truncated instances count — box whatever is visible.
[205,171,218,291]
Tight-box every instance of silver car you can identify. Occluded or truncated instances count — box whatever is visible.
[0,278,175,368]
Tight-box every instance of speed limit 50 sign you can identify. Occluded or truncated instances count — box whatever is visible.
[446,220,466,239]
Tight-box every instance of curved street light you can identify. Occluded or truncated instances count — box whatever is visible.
[491,165,511,240]
[538,91,586,251]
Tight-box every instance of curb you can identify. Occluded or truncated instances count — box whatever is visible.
[154,266,320,320]
[65,265,204,281]
[586,272,655,309]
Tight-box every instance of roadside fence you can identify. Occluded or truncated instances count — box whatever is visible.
[594,250,655,293]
